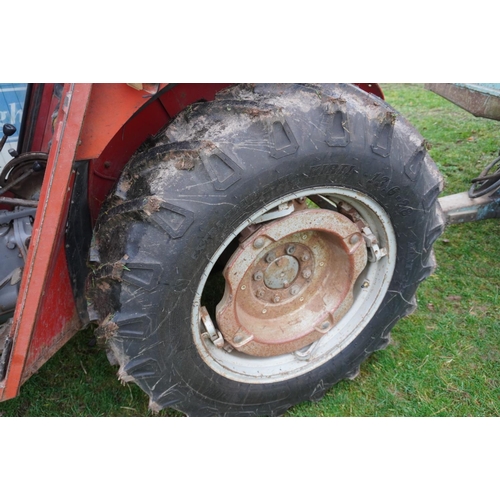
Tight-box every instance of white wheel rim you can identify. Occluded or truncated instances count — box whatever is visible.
[191,187,397,384]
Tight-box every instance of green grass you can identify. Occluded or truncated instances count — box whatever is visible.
[1,84,499,417]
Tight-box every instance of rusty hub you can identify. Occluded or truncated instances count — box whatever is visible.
[216,209,367,357]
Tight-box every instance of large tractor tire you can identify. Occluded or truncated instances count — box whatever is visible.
[88,84,444,416]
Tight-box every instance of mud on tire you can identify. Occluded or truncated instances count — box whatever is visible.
[88,84,444,416]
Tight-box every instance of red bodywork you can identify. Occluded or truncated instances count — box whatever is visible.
[0,83,383,402]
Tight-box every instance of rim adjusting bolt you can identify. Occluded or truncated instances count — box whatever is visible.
[253,237,265,249]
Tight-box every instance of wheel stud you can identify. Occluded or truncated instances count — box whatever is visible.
[286,244,296,255]
[256,289,265,298]
[273,295,280,303]
[350,234,361,244]
[301,253,309,262]
[302,269,312,279]
[290,285,300,296]
[253,271,263,281]
[265,251,276,263]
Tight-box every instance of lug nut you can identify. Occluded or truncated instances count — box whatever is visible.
[273,295,280,303]
[256,289,265,298]
[286,244,296,255]
[301,253,310,262]
[290,285,300,296]
[253,238,265,249]
[302,269,312,279]
[266,251,276,263]
[253,271,263,281]
[350,234,361,244]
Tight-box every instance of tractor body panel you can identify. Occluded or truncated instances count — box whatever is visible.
[0,83,232,401]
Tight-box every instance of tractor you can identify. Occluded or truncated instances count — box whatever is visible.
[0,83,498,416]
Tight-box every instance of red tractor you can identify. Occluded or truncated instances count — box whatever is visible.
[0,83,497,416]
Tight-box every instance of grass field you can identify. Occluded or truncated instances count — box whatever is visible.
[1,84,498,417]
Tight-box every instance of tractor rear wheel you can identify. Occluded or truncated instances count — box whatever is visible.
[88,83,444,416]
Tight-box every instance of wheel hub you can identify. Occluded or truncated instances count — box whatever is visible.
[263,253,299,289]
[215,209,367,357]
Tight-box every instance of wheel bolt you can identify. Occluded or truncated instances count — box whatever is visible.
[301,253,310,262]
[265,251,276,263]
[302,269,312,279]
[350,234,361,244]
[253,271,263,281]
[253,237,265,249]
[286,244,296,255]
[290,285,300,296]
[273,295,280,303]
[256,289,265,298]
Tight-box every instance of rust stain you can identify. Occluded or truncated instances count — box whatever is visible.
[216,209,367,357]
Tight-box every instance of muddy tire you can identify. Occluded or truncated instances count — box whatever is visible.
[88,84,444,416]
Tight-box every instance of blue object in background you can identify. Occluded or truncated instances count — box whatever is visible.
[0,83,27,167]
[456,83,500,98]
